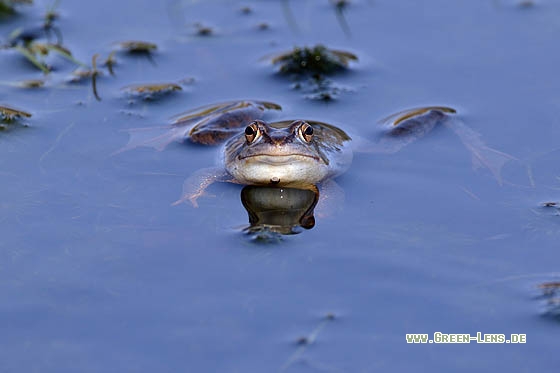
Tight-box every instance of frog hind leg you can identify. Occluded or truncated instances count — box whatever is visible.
[315,179,345,218]
[443,118,517,185]
[112,125,188,155]
[185,100,282,145]
[367,107,451,154]
[376,106,517,184]
[114,100,281,154]
[171,167,238,208]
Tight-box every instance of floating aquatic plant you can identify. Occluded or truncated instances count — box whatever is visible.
[267,45,358,101]
[193,23,214,36]
[256,22,269,31]
[540,201,559,216]
[0,104,31,121]
[0,0,32,17]
[8,24,85,74]
[270,45,357,75]
[103,51,117,75]
[240,6,252,14]
[0,104,31,130]
[15,79,45,88]
[116,40,157,54]
[121,82,182,101]
[7,1,65,53]
[113,40,157,65]
[68,54,102,101]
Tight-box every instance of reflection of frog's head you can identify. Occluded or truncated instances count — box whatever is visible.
[225,120,350,187]
[241,185,319,236]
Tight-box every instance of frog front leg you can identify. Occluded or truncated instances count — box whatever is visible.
[315,179,345,218]
[171,167,238,208]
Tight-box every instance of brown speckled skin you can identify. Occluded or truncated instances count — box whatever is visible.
[179,101,281,145]
[189,106,265,145]
[224,119,351,167]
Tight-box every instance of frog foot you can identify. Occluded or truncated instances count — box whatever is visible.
[172,189,216,208]
[171,167,233,208]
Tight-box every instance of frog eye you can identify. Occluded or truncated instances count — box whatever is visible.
[299,122,314,143]
[244,122,260,143]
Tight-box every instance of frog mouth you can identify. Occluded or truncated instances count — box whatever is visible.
[239,154,320,164]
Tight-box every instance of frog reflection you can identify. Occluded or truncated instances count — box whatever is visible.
[241,185,319,236]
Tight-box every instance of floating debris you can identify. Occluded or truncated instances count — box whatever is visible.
[0,104,31,121]
[68,54,102,101]
[538,282,560,295]
[538,282,560,319]
[537,201,559,217]
[43,1,59,26]
[16,79,45,88]
[267,45,357,101]
[270,45,357,75]
[9,26,46,45]
[69,68,96,82]
[0,0,33,16]
[7,2,63,46]
[103,51,117,75]
[281,313,336,371]
[240,6,252,14]
[116,40,157,54]
[121,82,182,101]
[2,2,80,75]
[12,42,85,74]
[0,104,32,129]
[13,45,49,73]
[256,22,269,31]
[194,23,214,36]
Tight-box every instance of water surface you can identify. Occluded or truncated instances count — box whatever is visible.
[1,0,559,372]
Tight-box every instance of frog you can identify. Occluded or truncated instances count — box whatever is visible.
[117,100,516,207]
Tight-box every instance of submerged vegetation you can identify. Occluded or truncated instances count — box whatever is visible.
[292,74,349,101]
[268,45,358,101]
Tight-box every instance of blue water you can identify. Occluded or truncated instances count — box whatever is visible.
[1,0,559,371]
